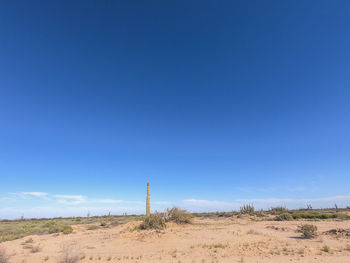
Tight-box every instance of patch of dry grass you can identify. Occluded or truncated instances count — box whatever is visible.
[57,244,81,263]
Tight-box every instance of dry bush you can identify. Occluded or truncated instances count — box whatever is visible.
[297,224,318,239]
[30,245,41,253]
[166,207,192,224]
[57,244,81,263]
[25,237,34,243]
[0,247,9,263]
[139,213,166,230]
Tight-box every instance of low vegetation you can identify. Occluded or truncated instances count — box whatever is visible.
[270,206,288,215]
[0,215,139,243]
[275,213,293,221]
[240,204,255,215]
[139,213,166,230]
[139,207,192,230]
[166,207,192,224]
[297,224,318,238]
[0,207,349,242]
[62,225,73,235]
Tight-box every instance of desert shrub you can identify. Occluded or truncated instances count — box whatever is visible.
[275,213,293,221]
[139,213,166,230]
[270,206,288,214]
[0,247,9,263]
[62,225,73,235]
[240,204,255,215]
[166,207,192,224]
[57,245,80,263]
[48,223,62,234]
[297,224,317,238]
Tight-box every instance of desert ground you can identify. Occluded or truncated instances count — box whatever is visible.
[1,214,350,263]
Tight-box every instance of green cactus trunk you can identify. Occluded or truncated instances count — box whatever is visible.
[146,182,150,216]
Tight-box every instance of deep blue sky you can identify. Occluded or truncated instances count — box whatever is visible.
[1,1,350,218]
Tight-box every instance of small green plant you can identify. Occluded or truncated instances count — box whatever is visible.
[297,224,317,238]
[322,245,330,253]
[166,207,192,224]
[62,225,73,235]
[240,204,255,215]
[213,243,227,249]
[139,213,166,230]
[275,213,293,221]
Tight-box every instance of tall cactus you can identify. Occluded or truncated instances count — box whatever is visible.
[146,182,150,216]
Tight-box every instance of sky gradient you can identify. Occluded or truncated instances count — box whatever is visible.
[1,1,350,219]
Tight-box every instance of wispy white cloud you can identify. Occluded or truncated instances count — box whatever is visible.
[53,195,87,205]
[21,192,49,197]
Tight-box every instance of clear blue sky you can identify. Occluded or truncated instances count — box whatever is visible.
[1,1,350,218]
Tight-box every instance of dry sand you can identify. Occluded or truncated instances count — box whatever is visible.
[1,216,350,262]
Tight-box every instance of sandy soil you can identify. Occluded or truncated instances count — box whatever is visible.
[1,217,350,263]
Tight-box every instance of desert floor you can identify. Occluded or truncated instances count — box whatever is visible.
[1,217,350,263]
